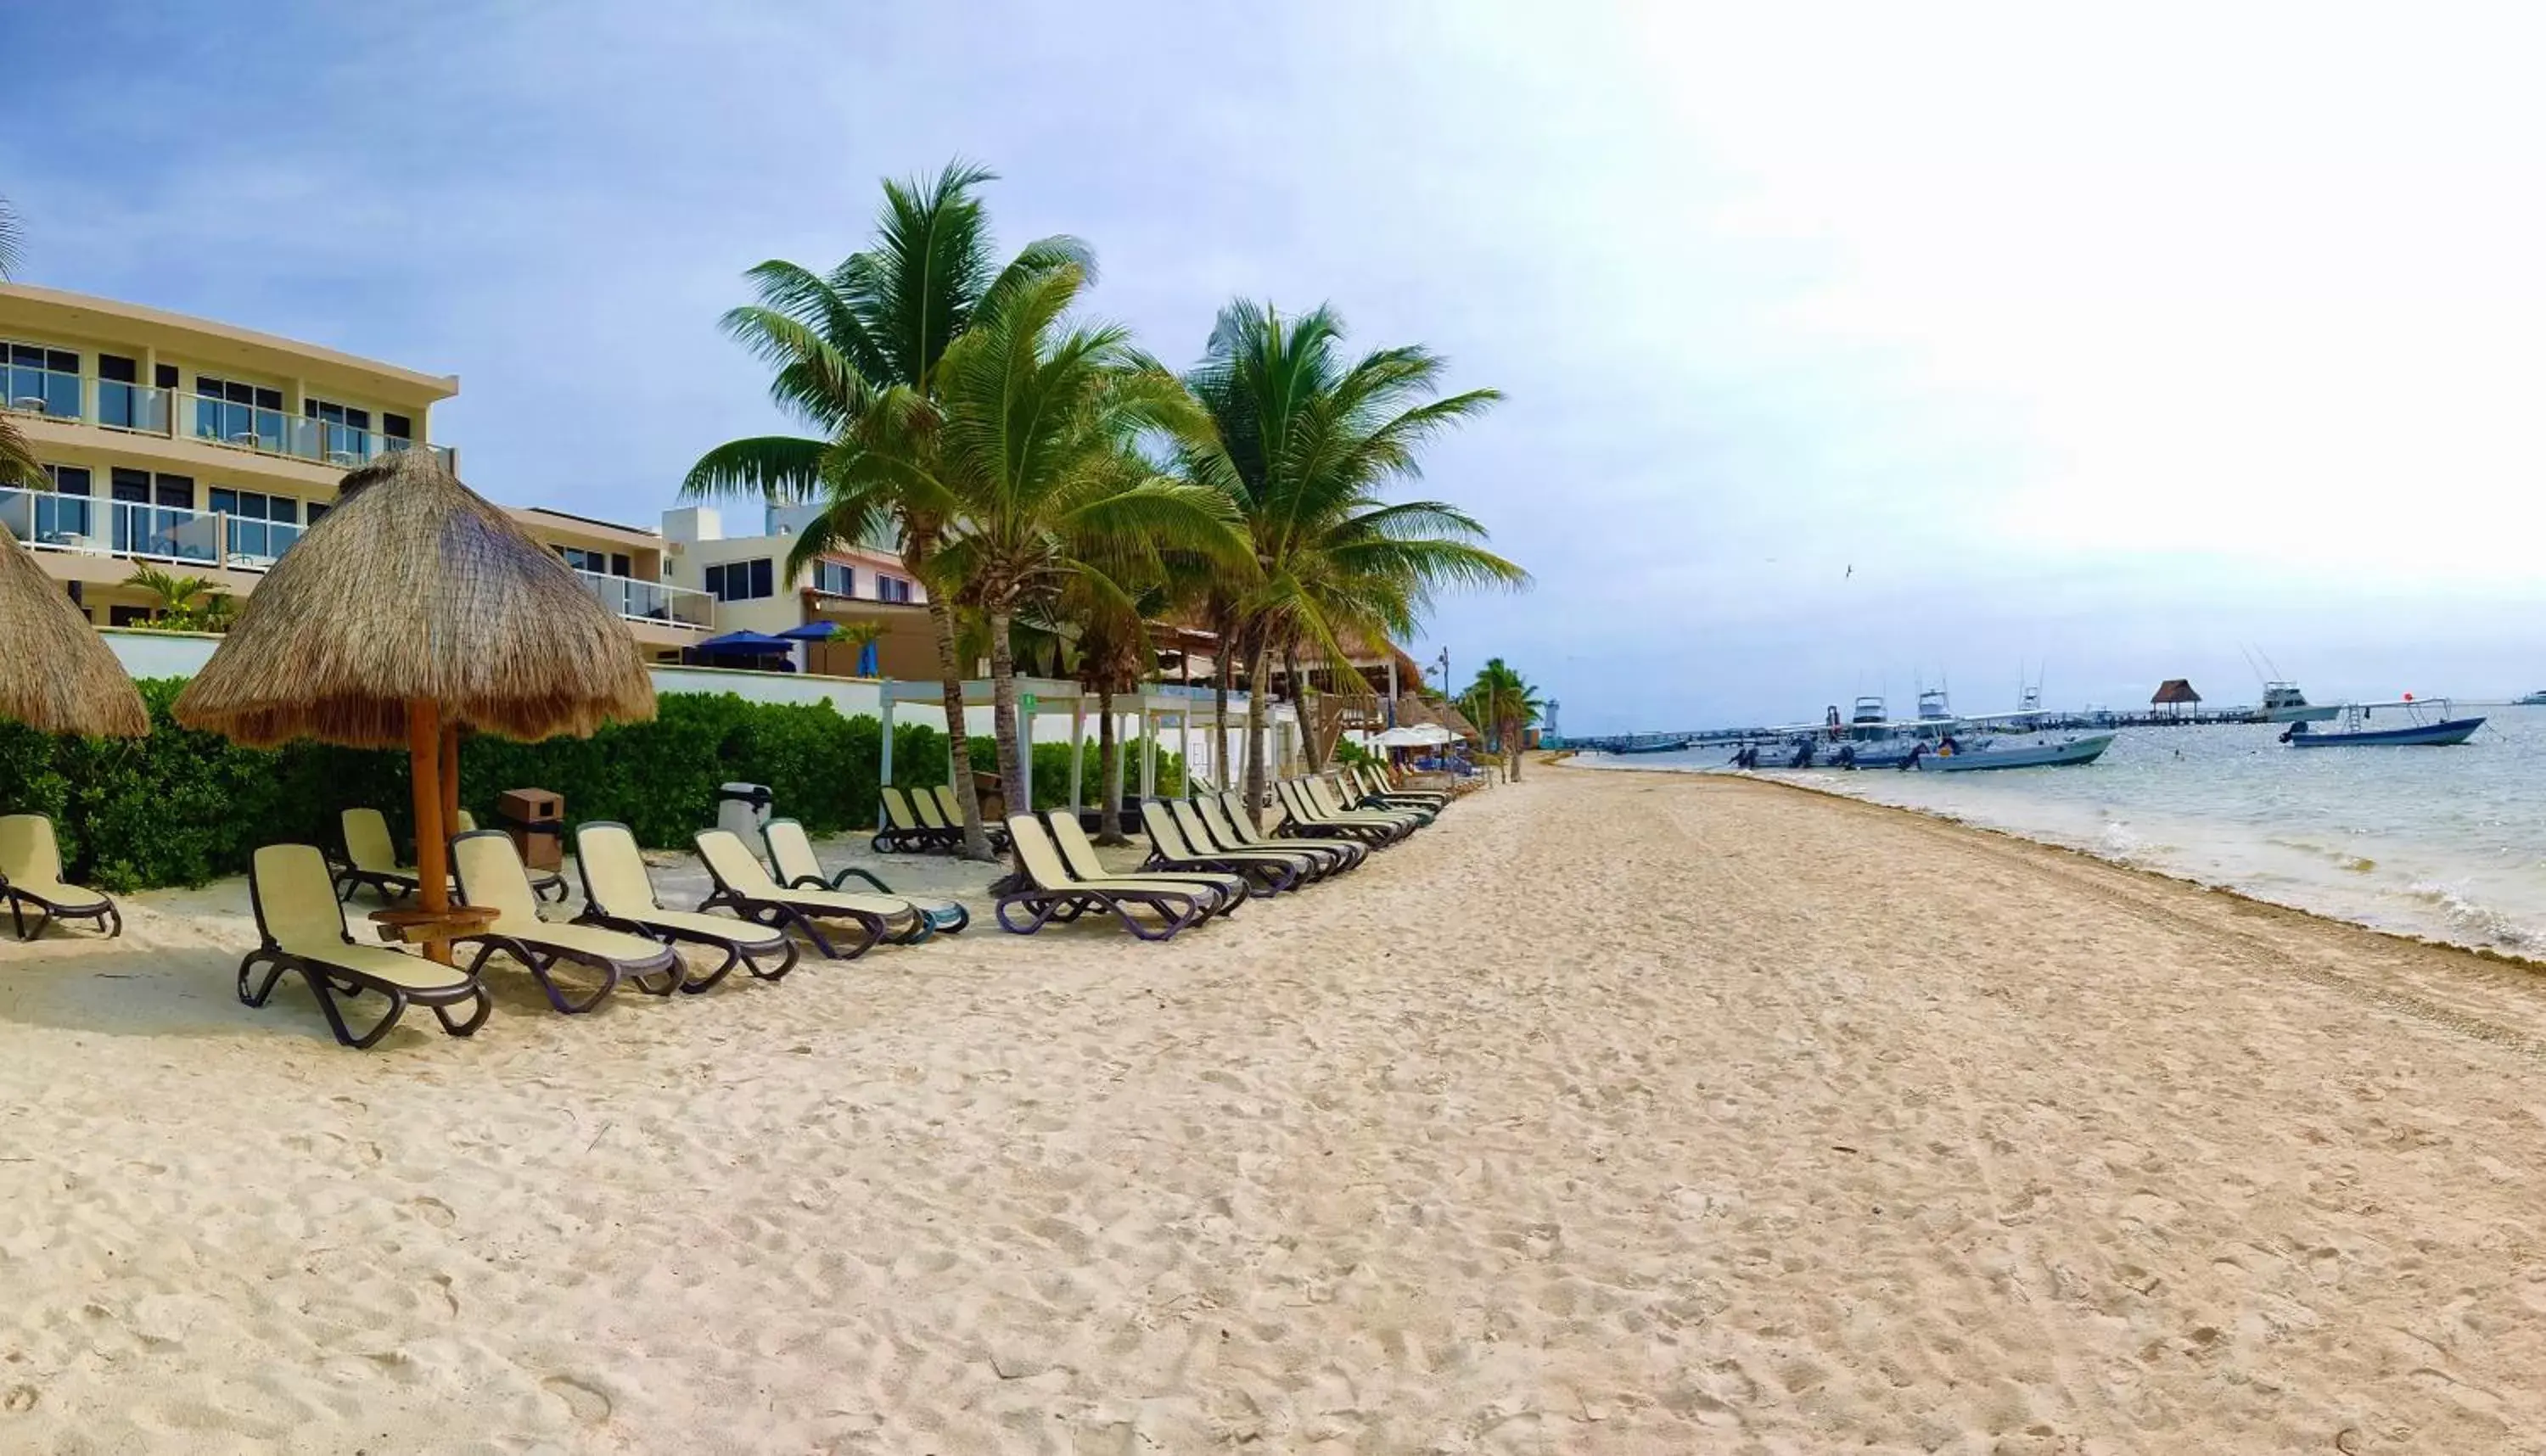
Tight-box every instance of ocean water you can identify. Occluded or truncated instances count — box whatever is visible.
[1583,708,2546,955]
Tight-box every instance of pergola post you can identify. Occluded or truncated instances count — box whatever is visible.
[1068,699,1085,811]
[1140,702,1158,798]
[878,682,895,830]
[1021,695,1035,815]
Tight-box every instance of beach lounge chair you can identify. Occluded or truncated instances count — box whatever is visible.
[1169,797,1329,884]
[453,809,569,902]
[334,807,423,904]
[993,815,1217,941]
[573,821,797,991]
[1045,809,1248,913]
[1308,775,1426,832]
[0,814,122,940]
[236,843,491,1050]
[693,828,933,960]
[874,787,953,854]
[763,817,893,894]
[1354,764,1449,813]
[451,829,682,1013]
[1203,792,1362,874]
[1139,800,1302,896]
[1275,778,1407,848]
[764,817,969,934]
[1342,768,1438,825]
[927,784,1012,852]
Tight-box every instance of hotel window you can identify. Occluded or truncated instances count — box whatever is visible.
[382,412,413,448]
[306,397,373,462]
[197,376,285,451]
[812,560,854,596]
[877,574,913,603]
[704,558,774,602]
[556,546,608,574]
[97,355,145,429]
[27,466,95,541]
[211,489,301,561]
[3,339,81,418]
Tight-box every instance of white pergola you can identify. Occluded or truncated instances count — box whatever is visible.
[878,679,1294,811]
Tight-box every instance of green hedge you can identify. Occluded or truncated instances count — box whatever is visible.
[0,679,1183,892]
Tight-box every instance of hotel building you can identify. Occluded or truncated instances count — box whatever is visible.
[0,284,715,652]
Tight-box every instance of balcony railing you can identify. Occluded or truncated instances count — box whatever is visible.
[0,372,452,472]
[571,568,715,632]
[0,486,304,571]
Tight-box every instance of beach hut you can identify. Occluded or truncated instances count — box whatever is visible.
[0,518,147,737]
[2151,679,2201,721]
[174,450,655,960]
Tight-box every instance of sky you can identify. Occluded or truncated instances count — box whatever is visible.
[7,3,2545,734]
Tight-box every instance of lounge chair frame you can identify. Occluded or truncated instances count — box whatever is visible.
[1209,792,1364,873]
[1138,801,1299,896]
[237,844,494,1050]
[0,815,122,941]
[992,815,1214,941]
[872,787,953,854]
[694,829,928,960]
[765,817,971,936]
[452,830,683,1014]
[572,821,799,993]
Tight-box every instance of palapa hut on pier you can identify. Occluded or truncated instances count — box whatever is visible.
[0,518,147,737]
[2151,679,2202,720]
[174,449,654,960]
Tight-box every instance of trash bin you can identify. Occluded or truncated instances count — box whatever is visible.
[496,787,564,871]
[717,782,774,842]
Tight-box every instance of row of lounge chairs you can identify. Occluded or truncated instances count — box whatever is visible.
[990,764,1452,942]
[241,817,971,1050]
[872,784,1011,854]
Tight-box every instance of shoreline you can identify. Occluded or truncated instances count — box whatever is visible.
[1573,753,2546,972]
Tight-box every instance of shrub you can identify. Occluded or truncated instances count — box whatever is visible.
[0,682,955,893]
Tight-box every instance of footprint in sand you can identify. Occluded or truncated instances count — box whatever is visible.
[542,1375,611,1424]
[3,1386,36,1414]
[407,1196,456,1229]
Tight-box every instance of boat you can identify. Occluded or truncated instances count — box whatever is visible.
[2257,681,2339,724]
[1608,735,1694,755]
[1914,731,2116,771]
[2282,698,2484,748]
[2516,690,2546,707]
[1847,695,1887,741]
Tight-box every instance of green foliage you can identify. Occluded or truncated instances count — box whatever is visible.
[1332,739,1379,770]
[964,733,1186,810]
[0,682,955,893]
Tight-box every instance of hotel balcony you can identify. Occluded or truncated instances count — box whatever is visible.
[3,484,718,646]
[1,363,456,474]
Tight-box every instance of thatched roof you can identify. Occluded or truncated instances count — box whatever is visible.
[1433,699,1483,740]
[173,450,655,748]
[2151,679,2201,706]
[0,519,148,736]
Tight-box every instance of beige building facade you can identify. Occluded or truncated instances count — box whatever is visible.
[0,284,714,651]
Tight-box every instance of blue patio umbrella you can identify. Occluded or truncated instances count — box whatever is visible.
[695,630,795,656]
[776,622,838,641]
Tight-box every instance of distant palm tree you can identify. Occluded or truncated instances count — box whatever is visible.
[1461,658,1543,781]
[126,565,214,620]
[887,264,1245,832]
[832,619,885,675]
[1180,301,1528,809]
[0,193,41,488]
[683,161,1086,860]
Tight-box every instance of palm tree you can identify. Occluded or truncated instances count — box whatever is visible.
[126,565,213,620]
[1180,301,1528,809]
[682,160,1086,860]
[1461,658,1543,781]
[832,619,885,676]
[881,264,1246,836]
[0,194,41,488]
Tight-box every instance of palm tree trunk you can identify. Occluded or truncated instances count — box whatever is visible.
[1095,683,1125,845]
[923,585,993,860]
[987,605,1029,832]
[1242,637,1275,811]
[1212,647,1233,793]
[1290,642,1326,772]
[1507,716,1523,781]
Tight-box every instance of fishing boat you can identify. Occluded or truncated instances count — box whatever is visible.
[1913,731,2116,771]
[2281,698,2484,748]
[1608,735,1694,755]
[2257,682,2340,724]
[1847,695,1887,741]
[2516,690,2546,707]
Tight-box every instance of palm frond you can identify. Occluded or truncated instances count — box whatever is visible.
[681,435,830,502]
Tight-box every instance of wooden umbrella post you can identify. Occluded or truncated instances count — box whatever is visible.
[407,697,453,965]
[440,723,462,836]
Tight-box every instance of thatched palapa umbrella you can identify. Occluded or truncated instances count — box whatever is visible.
[0,518,148,737]
[175,449,655,959]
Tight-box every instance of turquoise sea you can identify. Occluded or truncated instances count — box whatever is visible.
[1583,708,2546,955]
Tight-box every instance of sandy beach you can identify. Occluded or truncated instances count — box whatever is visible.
[4,770,2545,1453]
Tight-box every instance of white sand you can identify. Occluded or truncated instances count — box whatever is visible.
[3,770,2544,1453]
